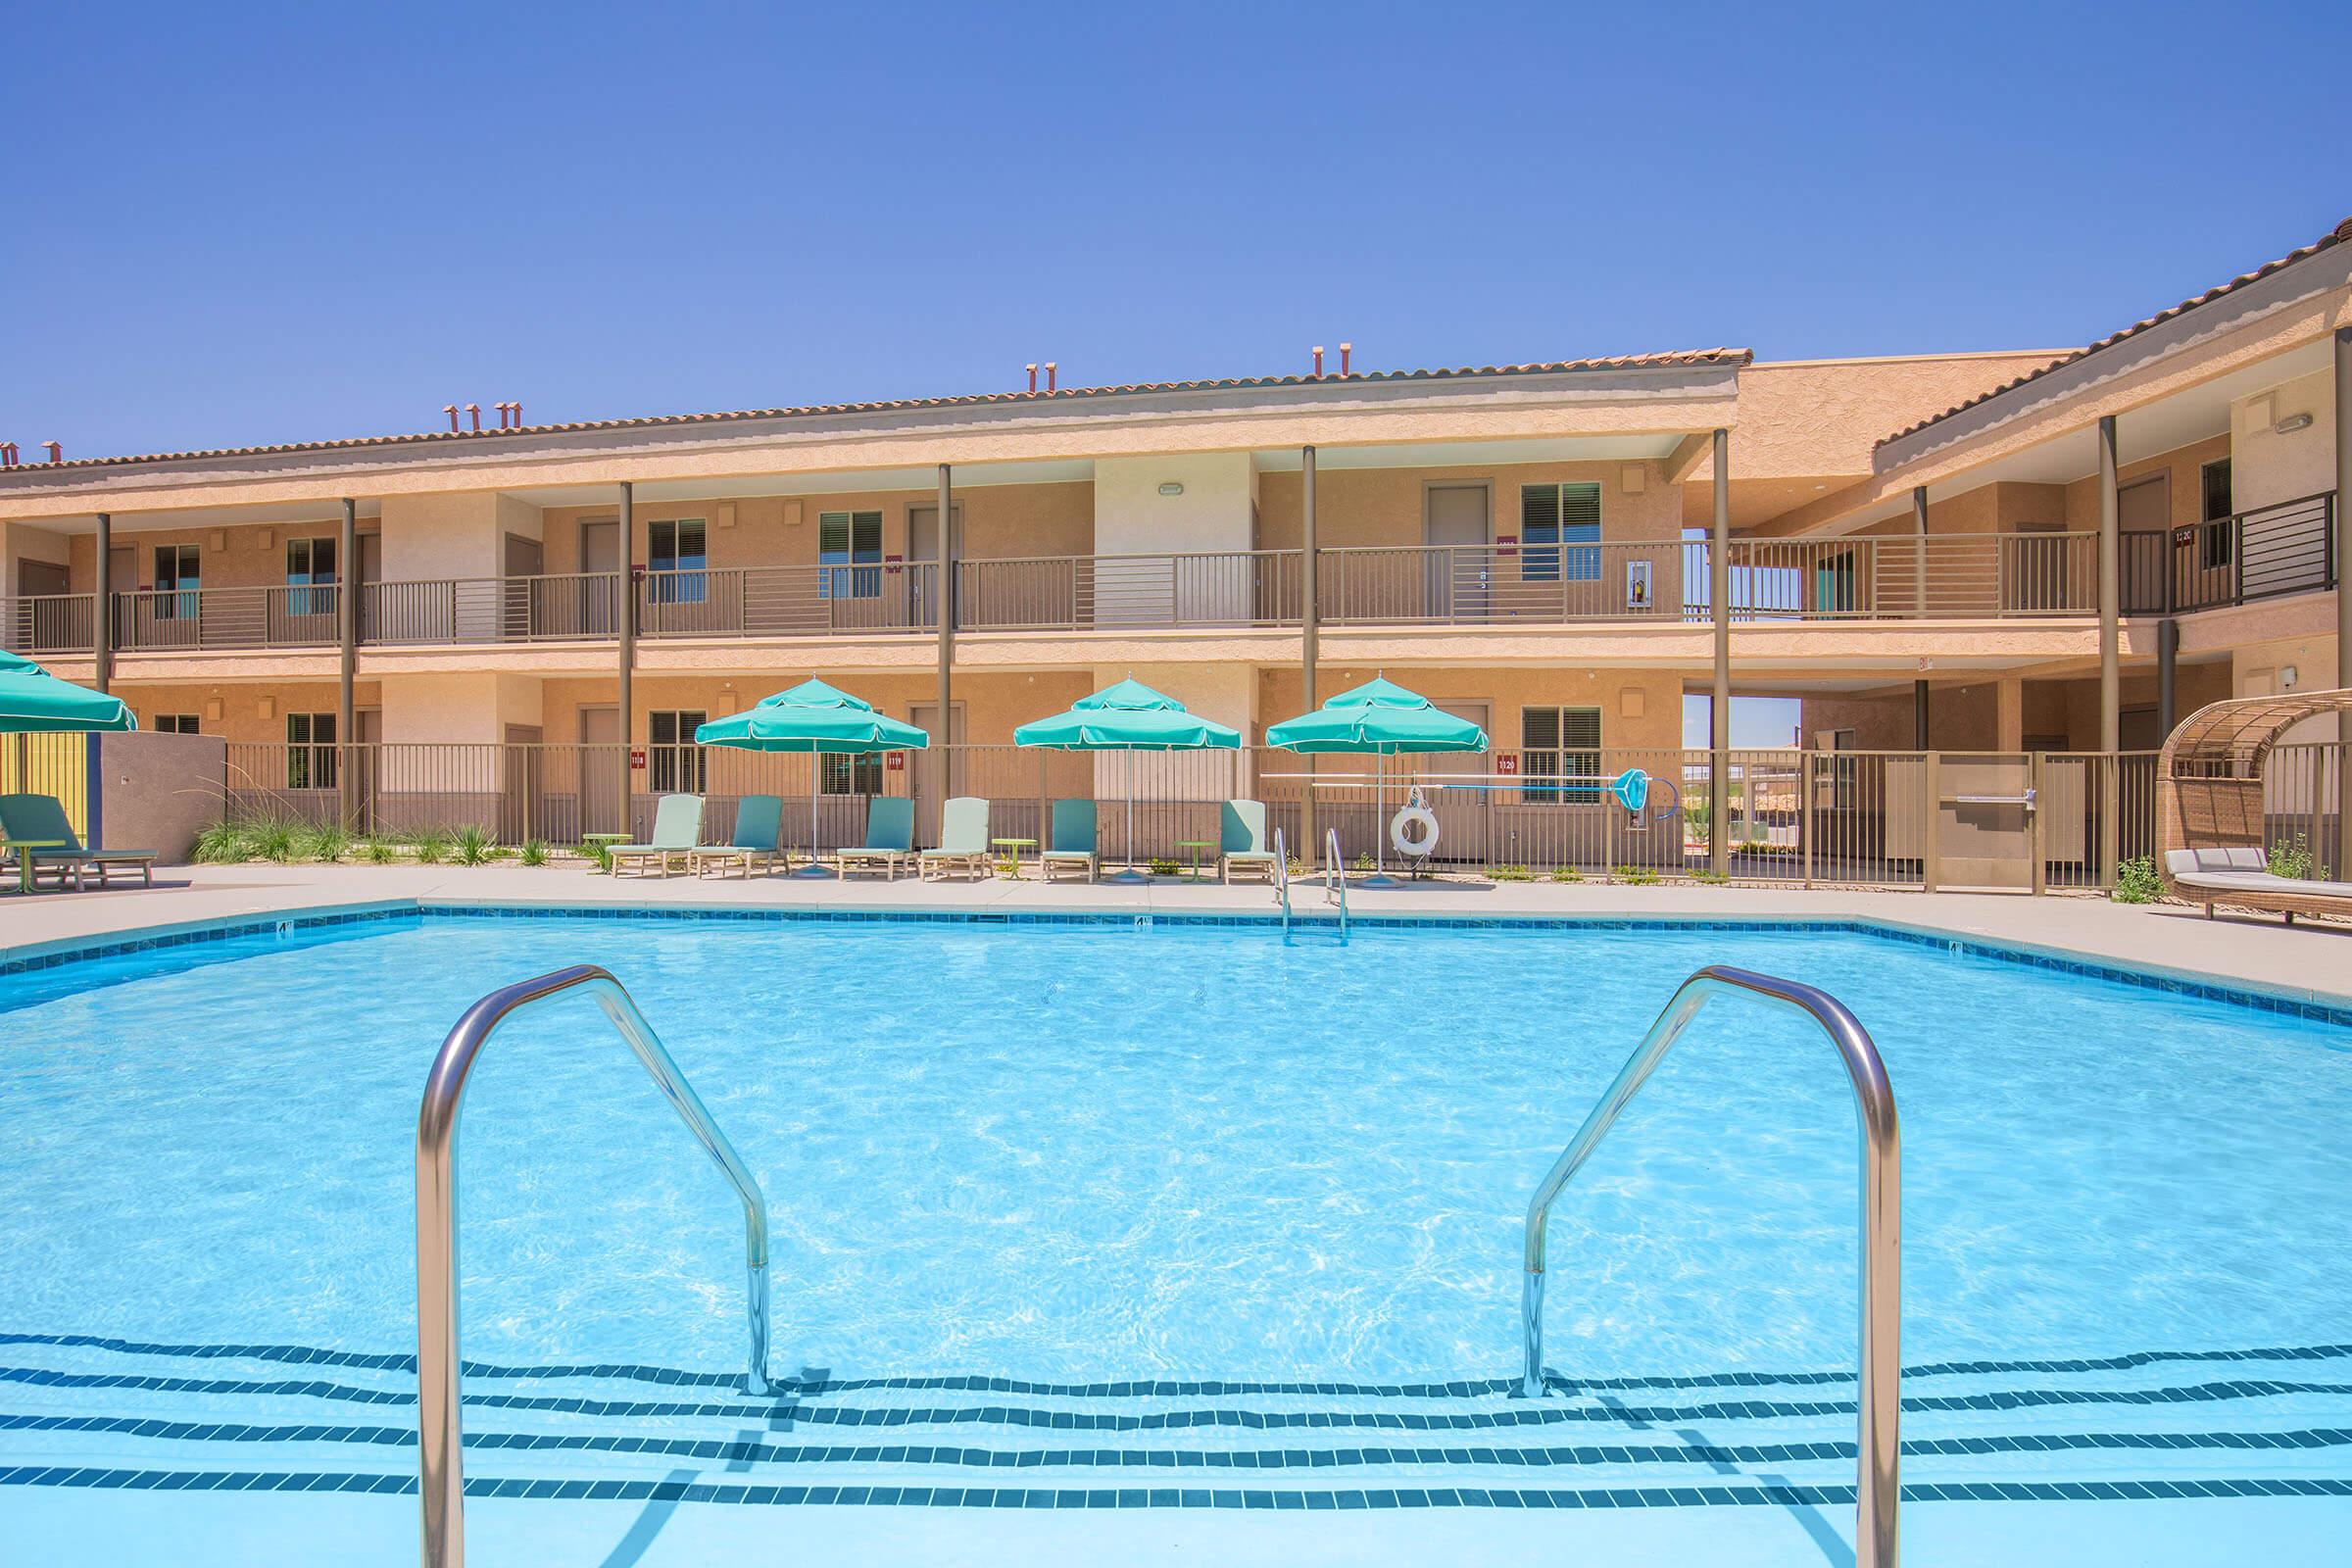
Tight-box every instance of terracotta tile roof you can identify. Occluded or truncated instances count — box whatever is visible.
[0,349,1752,479]
[1877,216,2352,451]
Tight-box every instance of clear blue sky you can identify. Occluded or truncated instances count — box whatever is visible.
[4,2,2344,462]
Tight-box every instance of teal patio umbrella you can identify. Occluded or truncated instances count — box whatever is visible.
[0,650,135,733]
[1015,677,1240,880]
[695,678,928,875]
[1265,676,1487,878]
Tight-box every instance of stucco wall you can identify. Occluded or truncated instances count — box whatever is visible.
[378,492,506,582]
[1093,454,1255,558]
[113,680,377,743]
[2230,367,2335,512]
[95,730,228,860]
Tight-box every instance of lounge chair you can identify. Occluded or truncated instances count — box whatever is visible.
[1219,799,1278,884]
[837,797,916,880]
[690,795,784,878]
[2164,847,2352,926]
[1039,799,1098,883]
[608,794,703,877]
[920,797,991,881]
[0,793,155,890]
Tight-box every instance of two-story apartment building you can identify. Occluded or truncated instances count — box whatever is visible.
[1,214,2344,884]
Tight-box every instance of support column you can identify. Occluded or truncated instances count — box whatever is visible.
[2097,415,2121,880]
[2157,618,2179,739]
[92,513,112,693]
[2335,326,2351,874]
[1299,445,1318,854]
[1914,681,1930,751]
[337,498,358,830]
[1911,484,1929,615]
[1995,677,2024,753]
[936,465,954,726]
[617,481,635,834]
[1709,428,1730,873]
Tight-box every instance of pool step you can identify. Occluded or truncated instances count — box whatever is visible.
[3,1336,2350,1508]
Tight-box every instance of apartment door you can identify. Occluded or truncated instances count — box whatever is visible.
[104,544,136,649]
[578,519,620,637]
[1423,484,1490,621]
[503,534,544,640]
[1422,700,1491,864]
[14,560,69,651]
[501,723,544,843]
[909,701,966,845]
[579,705,624,836]
[357,533,382,639]
[2117,474,2171,612]
[906,503,960,630]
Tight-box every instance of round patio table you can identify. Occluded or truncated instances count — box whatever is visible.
[992,837,1037,879]
[1,838,65,894]
[1177,840,1215,879]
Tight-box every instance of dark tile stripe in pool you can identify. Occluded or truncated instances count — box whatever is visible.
[3,900,2348,1027]
[0,1464,2345,1507]
[5,1363,2346,1427]
[10,1409,2348,1473]
[10,1331,2352,1398]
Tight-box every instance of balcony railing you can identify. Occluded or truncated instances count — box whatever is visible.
[2121,491,2335,615]
[955,551,1300,630]
[113,585,345,651]
[6,593,95,655]
[1713,533,2103,620]
[1321,543,1686,624]
[362,573,621,645]
[637,564,938,639]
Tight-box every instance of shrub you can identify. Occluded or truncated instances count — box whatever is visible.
[454,823,495,866]
[518,838,549,867]
[1351,852,1374,873]
[2111,856,2164,905]
[1613,864,1660,886]
[2269,835,2328,881]
[251,818,299,863]
[413,826,455,865]
[1484,863,1534,882]
[361,834,399,865]
[1691,868,1731,886]
[1147,858,1181,877]
[193,819,258,863]
[1549,865,1584,883]
[295,823,349,864]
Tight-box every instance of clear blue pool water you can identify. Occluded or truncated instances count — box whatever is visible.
[2,911,2349,1553]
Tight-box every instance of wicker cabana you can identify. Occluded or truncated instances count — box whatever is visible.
[2156,688,2352,922]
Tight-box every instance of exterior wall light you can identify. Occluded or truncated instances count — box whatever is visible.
[1157,482,1185,497]
[2273,413,2314,435]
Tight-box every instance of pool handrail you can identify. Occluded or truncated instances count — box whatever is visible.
[1323,825,1348,938]
[1272,827,1292,931]
[416,963,773,1568]
[1520,964,1900,1568]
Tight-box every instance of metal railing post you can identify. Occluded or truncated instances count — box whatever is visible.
[1520,965,1899,1568]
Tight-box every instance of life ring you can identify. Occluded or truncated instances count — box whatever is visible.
[1391,804,1441,858]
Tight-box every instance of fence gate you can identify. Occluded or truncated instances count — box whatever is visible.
[1930,753,2035,892]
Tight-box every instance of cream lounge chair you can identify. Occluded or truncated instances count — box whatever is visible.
[2164,847,2352,926]
[1039,799,1098,883]
[0,793,156,890]
[919,797,991,881]
[690,795,784,878]
[609,794,703,877]
[1219,799,1278,884]
[837,797,916,880]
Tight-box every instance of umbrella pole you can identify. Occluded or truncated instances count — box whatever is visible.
[1127,749,1137,874]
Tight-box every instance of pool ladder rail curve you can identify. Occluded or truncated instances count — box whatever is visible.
[415,964,775,1568]
[1269,827,1348,941]
[1520,964,1902,1568]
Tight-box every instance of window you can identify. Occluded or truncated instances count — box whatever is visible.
[154,544,200,618]
[2200,460,2234,570]
[648,710,708,794]
[285,536,337,616]
[286,712,337,790]
[1520,706,1602,802]
[818,511,883,599]
[648,518,709,605]
[821,753,883,796]
[1519,483,1601,583]
[153,713,200,734]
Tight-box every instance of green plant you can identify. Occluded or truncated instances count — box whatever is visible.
[1148,858,1182,877]
[295,823,349,864]
[193,818,258,863]
[1549,865,1584,883]
[454,823,495,866]
[360,834,399,865]
[518,838,550,867]
[1484,863,1534,882]
[579,839,614,873]
[1691,868,1731,886]
[251,818,299,863]
[1351,852,1374,872]
[2269,835,2328,882]
[413,825,455,865]
[995,856,1020,877]
[1613,864,1660,886]
[2111,856,2164,905]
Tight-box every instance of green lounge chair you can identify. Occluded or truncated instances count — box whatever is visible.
[608,794,703,877]
[1039,799,1098,883]
[0,793,155,891]
[690,794,784,879]
[1220,799,1278,884]
[919,796,991,881]
[838,797,915,880]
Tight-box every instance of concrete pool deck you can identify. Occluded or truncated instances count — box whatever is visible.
[0,860,2346,1007]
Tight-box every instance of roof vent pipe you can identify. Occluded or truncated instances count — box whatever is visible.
[0,442,17,468]
[41,441,61,464]
[1025,364,1038,393]
[1312,345,1324,379]
[1340,342,1351,376]
[465,403,481,432]
[442,405,460,433]
[510,400,522,427]
[1045,362,1057,393]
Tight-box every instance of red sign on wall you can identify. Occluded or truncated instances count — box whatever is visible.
[629,748,647,770]
[886,751,906,771]
[1495,754,1519,775]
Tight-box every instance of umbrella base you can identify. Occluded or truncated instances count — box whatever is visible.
[1103,868,1152,885]
[789,862,838,880]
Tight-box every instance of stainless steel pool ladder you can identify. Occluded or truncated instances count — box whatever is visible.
[1323,826,1349,939]
[1273,827,1293,931]
[1520,965,1901,1568]
[415,964,774,1568]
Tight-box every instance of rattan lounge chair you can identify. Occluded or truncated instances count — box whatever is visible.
[690,795,784,878]
[1039,799,1098,883]
[838,797,916,880]
[1219,800,1278,884]
[608,794,703,877]
[0,793,155,890]
[919,797,991,881]
[2156,688,2352,924]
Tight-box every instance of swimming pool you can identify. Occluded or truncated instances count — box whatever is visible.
[2,909,2348,1564]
